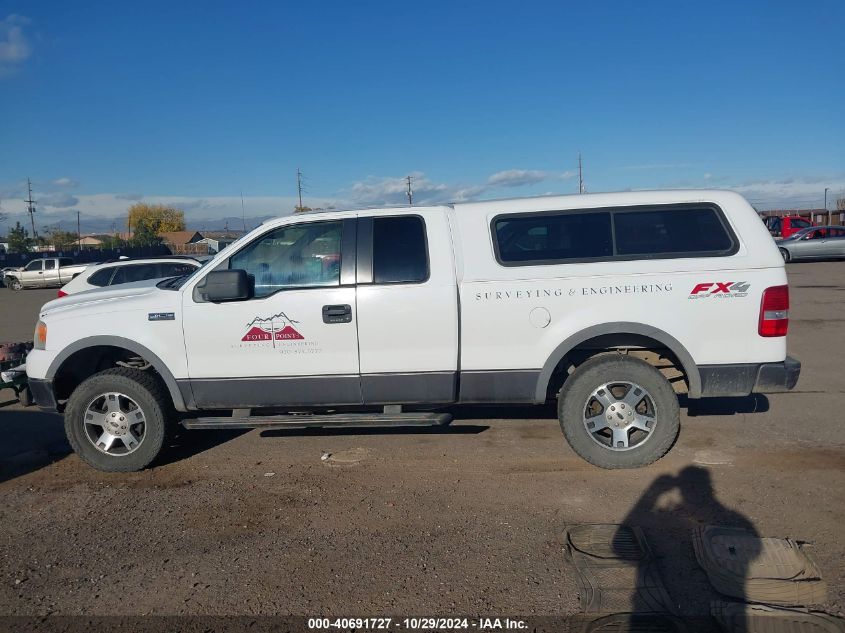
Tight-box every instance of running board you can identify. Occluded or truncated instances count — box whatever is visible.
[181,412,453,430]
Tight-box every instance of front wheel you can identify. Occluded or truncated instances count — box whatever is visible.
[64,368,175,472]
[779,248,791,263]
[8,278,23,290]
[558,355,680,469]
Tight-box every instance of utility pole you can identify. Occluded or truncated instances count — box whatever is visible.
[406,175,414,206]
[578,154,585,194]
[240,191,247,231]
[296,168,304,211]
[824,187,830,225]
[25,177,37,239]
[77,211,81,251]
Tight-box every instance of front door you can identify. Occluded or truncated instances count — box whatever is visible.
[22,260,44,287]
[182,217,361,409]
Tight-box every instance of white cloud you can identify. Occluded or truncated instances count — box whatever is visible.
[348,172,450,205]
[53,177,79,188]
[727,177,845,209]
[0,14,32,76]
[40,192,79,209]
[487,169,576,188]
[487,169,549,187]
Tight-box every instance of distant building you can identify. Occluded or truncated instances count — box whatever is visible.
[195,231,244,254]
[159,231,206,255]
[78,236,104,247]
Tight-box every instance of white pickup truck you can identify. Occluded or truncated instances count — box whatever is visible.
[26,190,800,472]
[4,257,89,290]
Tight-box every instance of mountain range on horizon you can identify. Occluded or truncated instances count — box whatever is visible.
[0,213,277,237]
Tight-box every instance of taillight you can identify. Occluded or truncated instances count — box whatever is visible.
[57,289,67,298]
[759,285,789,337]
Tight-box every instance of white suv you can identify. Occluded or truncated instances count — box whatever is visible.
[57,257,201,297]
[25,190,799,471]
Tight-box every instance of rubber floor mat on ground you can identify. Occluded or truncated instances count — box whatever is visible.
[692,526,827,606]
[711,602,845,633]
[565,524,676,614]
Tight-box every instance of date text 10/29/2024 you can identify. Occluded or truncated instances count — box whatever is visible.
[308,617,528,630]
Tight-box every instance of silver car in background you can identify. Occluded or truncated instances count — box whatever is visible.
[777,226,845,262]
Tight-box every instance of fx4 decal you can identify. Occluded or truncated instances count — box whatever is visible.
[688,282,751,299]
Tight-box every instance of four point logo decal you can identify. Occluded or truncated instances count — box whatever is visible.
[688,282,751,299]
[242,312,304,341]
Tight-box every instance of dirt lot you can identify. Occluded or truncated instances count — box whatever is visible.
[0,264,843,619]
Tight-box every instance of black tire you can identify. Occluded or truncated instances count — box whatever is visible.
[558,355,680,469]
[779,248,792,263]
[8,278,22,291]
[64,368,175,472]
[17,385,33,407]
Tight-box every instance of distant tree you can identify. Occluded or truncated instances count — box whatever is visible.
[130,221,163,247]
[837,197,845,211]
[294,205,313,213]
[101,234,127,249]
[48,229,79,250]
[127,203,186,240]
[7,222,32,253]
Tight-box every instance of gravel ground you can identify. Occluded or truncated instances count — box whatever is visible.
[0,263,843,618]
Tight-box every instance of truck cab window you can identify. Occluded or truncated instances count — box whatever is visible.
[372,216,428,284]
[45,260,56,270]
[230,221,342,297]
[25,261,42,271]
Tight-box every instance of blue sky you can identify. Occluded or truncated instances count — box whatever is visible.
[1,0,843,232]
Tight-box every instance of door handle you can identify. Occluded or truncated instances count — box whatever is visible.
[322,304,352,324]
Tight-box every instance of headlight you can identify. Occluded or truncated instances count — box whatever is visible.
[34,320,47,350]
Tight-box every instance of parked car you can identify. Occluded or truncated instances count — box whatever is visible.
[763,215,814,238]
[3,258,89,290]
[57,257,202,297]
[27,190,799,472]
[776,226,845,262]
[0,266,19,288]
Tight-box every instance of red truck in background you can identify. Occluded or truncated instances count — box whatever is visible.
[763,215,815,238]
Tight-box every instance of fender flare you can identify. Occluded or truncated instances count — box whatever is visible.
[535,322,702,401]
[45,335,187,411]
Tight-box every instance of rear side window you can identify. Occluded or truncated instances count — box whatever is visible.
[88,268,114,286]
[110,263,160,285]
[493,204,736,265]
[614,207,734,256]
[372,216,428,283]
[45,260,56,270]
[494,212,613,263]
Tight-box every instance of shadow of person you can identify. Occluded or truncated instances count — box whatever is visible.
[616,465,760,632]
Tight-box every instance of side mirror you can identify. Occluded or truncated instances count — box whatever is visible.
[201,269,253,302]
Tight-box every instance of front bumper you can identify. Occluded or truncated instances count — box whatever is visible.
[697,356,801,397]
[28,378,59,412]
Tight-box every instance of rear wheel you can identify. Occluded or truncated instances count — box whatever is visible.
[779,248,791,263]
[64,368,175,472]
[558,355,680,469]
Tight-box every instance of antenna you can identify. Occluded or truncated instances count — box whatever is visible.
[578,154,584,194]
[406,175,414,206]
[25,177,37,238]
[240,190,247,231]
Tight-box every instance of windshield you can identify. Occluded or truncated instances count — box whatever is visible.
[785,228,813,241]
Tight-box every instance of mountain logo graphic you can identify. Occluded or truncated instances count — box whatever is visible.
[241,312,304,342]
